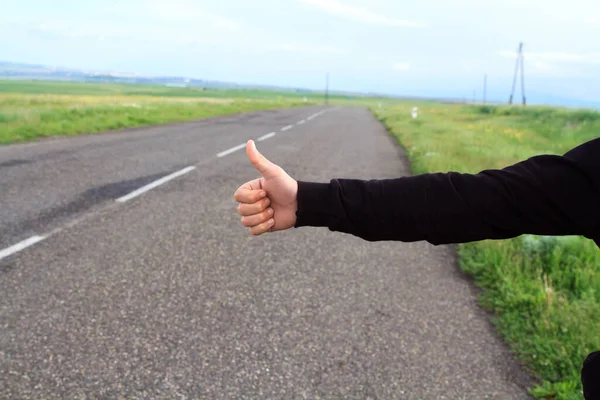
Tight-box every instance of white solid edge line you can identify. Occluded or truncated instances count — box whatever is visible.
[258,132,276,141]
[297,120,306,125]
[217,143,247,158]
[0,235,46,261]
[116,166,196,203]
[281,125,293,131]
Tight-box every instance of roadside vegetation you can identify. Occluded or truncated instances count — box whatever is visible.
[0,80,325,144]
[371,101,600,400]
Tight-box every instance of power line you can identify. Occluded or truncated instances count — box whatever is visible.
[520,50,526,105]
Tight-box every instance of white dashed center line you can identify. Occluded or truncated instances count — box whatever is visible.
[0,235,46,261]
[116,166,196,203]
[216,143,247,158]
[1,109,335,262]
[258,132,276,141]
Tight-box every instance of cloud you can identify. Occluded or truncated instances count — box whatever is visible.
[297,0,426,27]
[23,20,235,47]
[533,61,552,71]
[498,50,600,64]
[392,62,410,70]
[583,17,598,24]
[27,22,140,41]
[144,1,240,31]
[277,43,346,54]
[530,61,565,76]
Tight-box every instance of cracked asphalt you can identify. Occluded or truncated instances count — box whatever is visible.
[0,106,534,399]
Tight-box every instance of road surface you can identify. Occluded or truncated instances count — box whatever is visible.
[0,106,533,399]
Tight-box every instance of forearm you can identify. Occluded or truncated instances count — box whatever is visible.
[294,144,600,245]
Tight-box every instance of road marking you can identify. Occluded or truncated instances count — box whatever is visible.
[297,120,306,125]
[307,114,317,120]
[216,143,247,158]
[258,132,276,141]
[281,125,293,132]
[116,166,196,203]
[0,235,46,261]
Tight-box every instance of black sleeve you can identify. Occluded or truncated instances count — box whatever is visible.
[583,351,600,400]
[294,138,600,245]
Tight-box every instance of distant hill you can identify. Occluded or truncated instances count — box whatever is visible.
[0,61,360,97]
[0,61,264,90]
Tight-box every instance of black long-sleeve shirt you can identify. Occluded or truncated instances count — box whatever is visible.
[295,137,600,246]
[293,136,600,398]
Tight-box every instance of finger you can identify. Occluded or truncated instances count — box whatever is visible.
[233,186,266,203]
[237,197,270,216]
[241,208,274,227]
[246,140,278,178]
[248,218,276,236]
[243,177,266,191]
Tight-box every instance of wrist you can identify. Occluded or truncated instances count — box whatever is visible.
[294,181,331,228]
[292,180,298,226]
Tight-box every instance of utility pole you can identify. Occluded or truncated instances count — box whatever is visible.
[483,73,487,104]
[508,42,526,105]
[520,51,526,105]
[325,72,329,105]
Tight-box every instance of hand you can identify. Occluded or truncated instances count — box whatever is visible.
[233,140,298,235]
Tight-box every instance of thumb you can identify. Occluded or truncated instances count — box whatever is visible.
[246,140,278,178]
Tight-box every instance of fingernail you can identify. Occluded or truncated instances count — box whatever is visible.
[268,208,274,216]
[268,218,275,225]
[260,191,267,197]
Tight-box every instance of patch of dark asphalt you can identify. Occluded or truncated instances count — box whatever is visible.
[0,159,32,169]
[0,171,175,247]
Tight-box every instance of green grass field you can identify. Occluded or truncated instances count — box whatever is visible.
[371,102,600,399]
[0,80,335,100]
[0,80,330,144]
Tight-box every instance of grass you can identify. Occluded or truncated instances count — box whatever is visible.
[370,101,600,399]
[0,80,336,100]
[0,80,325,144]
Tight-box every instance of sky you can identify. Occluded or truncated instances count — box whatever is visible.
[2,0,600,105]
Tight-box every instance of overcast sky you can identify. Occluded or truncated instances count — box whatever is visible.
[2,0,600,105]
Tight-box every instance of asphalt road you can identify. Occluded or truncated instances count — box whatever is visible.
[0,106,533,399]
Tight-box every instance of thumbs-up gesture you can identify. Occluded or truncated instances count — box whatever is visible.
[233,140,298,235]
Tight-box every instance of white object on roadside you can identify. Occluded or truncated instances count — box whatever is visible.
[411,107,418,119]
[303,97,307,102]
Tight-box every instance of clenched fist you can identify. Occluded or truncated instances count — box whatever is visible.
[233,140,298,235]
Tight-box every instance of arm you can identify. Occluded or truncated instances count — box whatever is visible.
[294,138,600,245]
